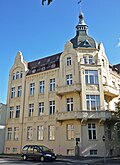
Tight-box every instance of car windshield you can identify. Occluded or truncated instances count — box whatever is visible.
[39,146,51,152]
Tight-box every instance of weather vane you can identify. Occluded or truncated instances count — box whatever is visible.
[77,0,82,12]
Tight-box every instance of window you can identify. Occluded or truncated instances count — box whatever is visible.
[38,102,44,116]
[20,71,23,78]
[7,127,12,140]
[102,59,105,67]
[90,150,97,155]
[86,95,100,111]
[16,71,20,79]
[9,107,14,118]
[30,83,35,96]
[67,124,74,140]
[49,101,55,115]
[37,125,44,140]
[39,81,44,93]
[67,57,72,66]
[12,73,15,80]
[13,148,17,153]
[50,78,55,91]
[67,149,74,156]
[14,127,19,141]
[67,98,73,111]
[16,105,20,118]
[11,87,15,98]
[27,126,33,140]
[48,125,55,140]
[85,70,98,84]
[84,55,93,64]
[29,104,34,117]
[88,123,96,140]
[66,74,72,85]
[17,86,22,97]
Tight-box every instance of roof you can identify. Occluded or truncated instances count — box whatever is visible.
[27,52,62,75]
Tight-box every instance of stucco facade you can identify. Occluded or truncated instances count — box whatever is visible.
[5,12,120,157]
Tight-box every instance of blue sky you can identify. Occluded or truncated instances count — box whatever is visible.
[0,0,120,103]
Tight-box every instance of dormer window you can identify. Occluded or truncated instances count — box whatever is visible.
[67,57,72,66]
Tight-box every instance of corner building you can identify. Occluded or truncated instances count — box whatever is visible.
[5,12,120,157]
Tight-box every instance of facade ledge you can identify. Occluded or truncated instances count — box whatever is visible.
[56,83,81,96]
[56,110,112,121]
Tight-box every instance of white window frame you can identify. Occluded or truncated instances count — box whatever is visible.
[50,78,55,91]
[49,101,55,115]
[38,102,44,116]
[27,126,33,140]
[7,127,12,140]
[11,87,15,98]
[29,104,34,117]
[67,98,73,111]
[66,74,72,85]
[48,125,55,141]
[88,123,96,140]
[85,70,98,84]
[17,86,22,97]
[67,57,72,66]
[16,105,20,118]
[39,81,44,93]
[9,107,14,118]
[30,83,35,96]
[86,95,100,111]
[67,124,74,140]
[16,71,20,79]
[14,127,19,141]
[37,125,44,140]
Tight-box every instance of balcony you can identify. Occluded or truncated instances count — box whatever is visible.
[56,83,81,96]
[103,84,119,98]
[56,110,112,121]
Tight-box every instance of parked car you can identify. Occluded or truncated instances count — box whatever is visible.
[21,145,57,161]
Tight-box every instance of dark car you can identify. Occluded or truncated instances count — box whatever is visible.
[21,145,57,161]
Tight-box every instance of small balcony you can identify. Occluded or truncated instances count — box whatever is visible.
[56,83,81,96]
[103,84,119,98]
[56,110,112,121]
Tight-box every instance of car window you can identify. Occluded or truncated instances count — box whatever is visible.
[23,146,28,151]
[28,146,34,151]
[34,146,40,153]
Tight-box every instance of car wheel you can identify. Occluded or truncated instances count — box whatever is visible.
[40,156,45,162]
[23,155,27,161]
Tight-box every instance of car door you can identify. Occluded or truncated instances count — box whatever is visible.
[27,146,34,158]
[33,146,42,159]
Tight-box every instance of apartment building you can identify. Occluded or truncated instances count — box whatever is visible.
[5,12,120,157]
[0,103,7,153]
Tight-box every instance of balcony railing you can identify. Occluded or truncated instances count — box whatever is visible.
[56,83,81,96]
[103,84,119,98]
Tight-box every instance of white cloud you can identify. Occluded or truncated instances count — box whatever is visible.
[116,38,120,47]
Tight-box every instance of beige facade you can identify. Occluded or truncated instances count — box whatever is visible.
[5,12,120,157]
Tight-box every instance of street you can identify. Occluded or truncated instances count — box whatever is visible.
[0,158,87,165]
[1,156,120,165]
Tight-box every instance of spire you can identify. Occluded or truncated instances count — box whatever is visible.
[76,11,88,36]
